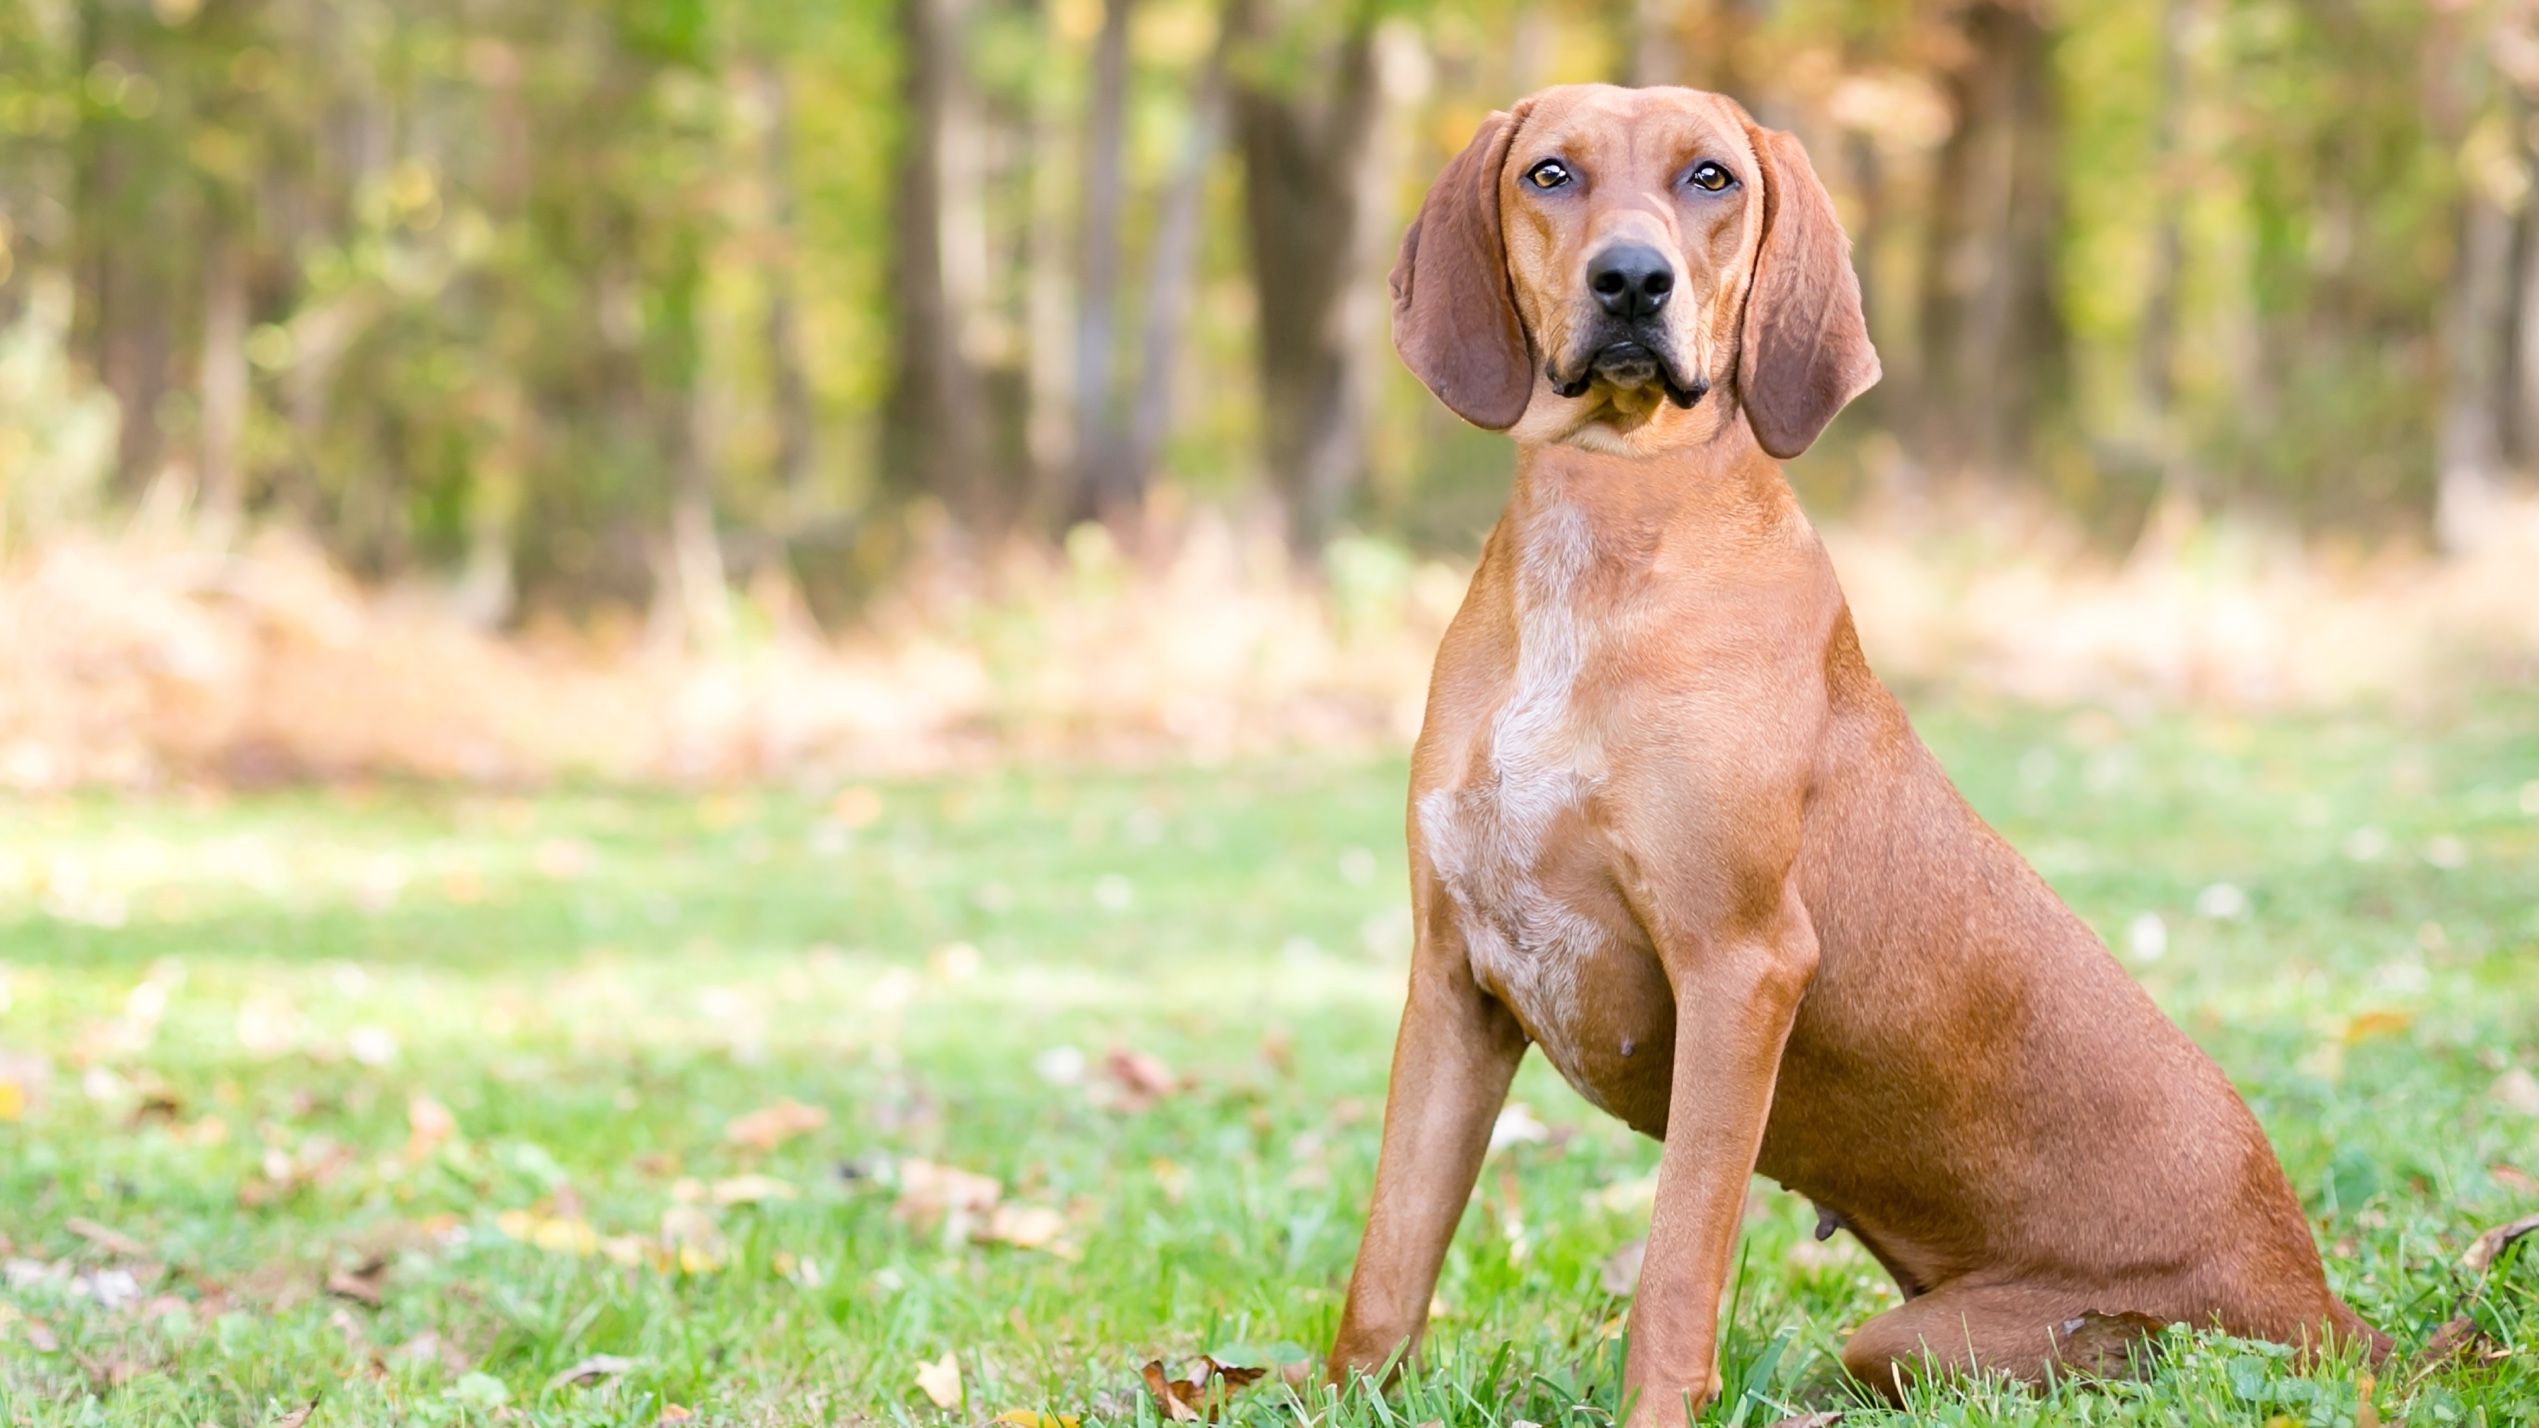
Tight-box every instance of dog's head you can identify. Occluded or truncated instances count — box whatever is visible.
[1391,84,1878,459]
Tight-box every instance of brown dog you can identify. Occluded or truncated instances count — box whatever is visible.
[1326,85,2383,1425]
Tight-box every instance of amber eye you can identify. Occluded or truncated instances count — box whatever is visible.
[1526,160,1573,190]
[1686,161,1734,193]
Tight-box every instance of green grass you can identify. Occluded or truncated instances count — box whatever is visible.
[1,696,2534,1427]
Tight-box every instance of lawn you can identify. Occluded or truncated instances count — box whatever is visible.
[1,695,2534,1427]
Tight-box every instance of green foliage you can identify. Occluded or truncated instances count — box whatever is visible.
[0,0,2528,603]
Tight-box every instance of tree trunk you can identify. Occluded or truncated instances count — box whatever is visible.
[197,232,250,527]
[880,0,989,520]
[2508,79,2539,472]
[2130,0,2198,555]
[752,58,817,501]
[1913,0,2064,482]
[2431,1,2529,550]
[74,1,180,497]
[2437,147,2518,553]
[1064,0,1138,529]
[1120,0,1246,503]
[1236,4,1387,562]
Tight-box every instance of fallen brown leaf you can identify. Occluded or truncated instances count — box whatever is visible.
[979,1202,1075,1258]
[1105,1047,1178,1110]
[271,1399,320,1428]
[2492,1067,2539,1117]
[2458,1211,2539,1275]
[893,1158,1003,1239]
[406,1094,458,1159]
[1138,1358,1268,1423]
[657,1407,695,1425]
[548,1353,641,1389]
[916,1351,963,1409]
[72,1347,151,1390]
[324,1258,388,1307]
[65,1217,149,1258]
[2408,1212,2539,1388]
[724,1098,827,1151]
[1765,1415,1844,1428]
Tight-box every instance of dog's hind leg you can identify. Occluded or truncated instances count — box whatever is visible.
[1838,1281,2166,1402]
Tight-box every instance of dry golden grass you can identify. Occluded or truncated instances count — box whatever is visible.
[3,502,2533,791]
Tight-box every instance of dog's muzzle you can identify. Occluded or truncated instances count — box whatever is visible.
[1550,337,1708,409]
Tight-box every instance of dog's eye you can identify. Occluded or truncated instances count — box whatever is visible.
[1526,160,1573,191]
[1686,161,1735,193]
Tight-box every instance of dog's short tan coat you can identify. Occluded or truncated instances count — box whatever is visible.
[1327,84,2383,1426]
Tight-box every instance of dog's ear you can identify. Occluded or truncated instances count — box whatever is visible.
[1736,123,1880,460]
[1391,105,1534,431]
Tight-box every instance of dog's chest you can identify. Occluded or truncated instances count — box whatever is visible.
[1415,505,1635,1100]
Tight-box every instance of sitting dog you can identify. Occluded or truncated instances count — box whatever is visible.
[1325,84,2384,1426]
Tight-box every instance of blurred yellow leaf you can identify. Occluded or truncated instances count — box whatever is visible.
[0,1079,22,1122]
[704,1173,797,1206]
[495,1209,602,1257]
[2341,1009,2413,1044]
[916,1351,962,1409]
[994,1412,1079,1428]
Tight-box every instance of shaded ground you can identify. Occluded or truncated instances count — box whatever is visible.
[0,696,2533,1425]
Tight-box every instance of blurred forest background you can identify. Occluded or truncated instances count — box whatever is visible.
[2,0,2537,787]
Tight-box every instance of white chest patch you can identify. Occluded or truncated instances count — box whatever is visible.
[1416,503,1614,1098]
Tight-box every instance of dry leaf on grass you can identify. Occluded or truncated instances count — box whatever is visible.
[916,1351,963,1409]
[893,1159,1002,1233]
[981,1203,1076,1258]
[2410,1212,2539,1387]
[994,1412,1081,1428]
[65,1217,149,1258]
[1104,1047,1178,1110]
[71,1347,151,1390]
[548,1353,641,1389]
[2458,1211,2539,1275]
[1765,1415,1845,1428]
[675,1173,798,1206]
[271,1399,320,1428]
[1138,1358,1268,1423]
[405,1094,457,1159]
[323,1258,388,1306]
[724,1098,827,1151]
[2340,1009,2414,1045]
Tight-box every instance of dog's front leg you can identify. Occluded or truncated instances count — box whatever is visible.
[1622,882,1819,1428]
[1328,908,1527,1390]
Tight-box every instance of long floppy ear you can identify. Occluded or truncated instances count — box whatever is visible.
[1736,123,1880,460]
[1391,105,1534,431]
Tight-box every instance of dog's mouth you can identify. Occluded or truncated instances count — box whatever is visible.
[1549,339,1707,411]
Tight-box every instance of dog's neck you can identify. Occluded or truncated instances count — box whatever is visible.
[1503,410,1802,575]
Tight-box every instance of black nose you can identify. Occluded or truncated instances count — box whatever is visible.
[1587,243,1675,320]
